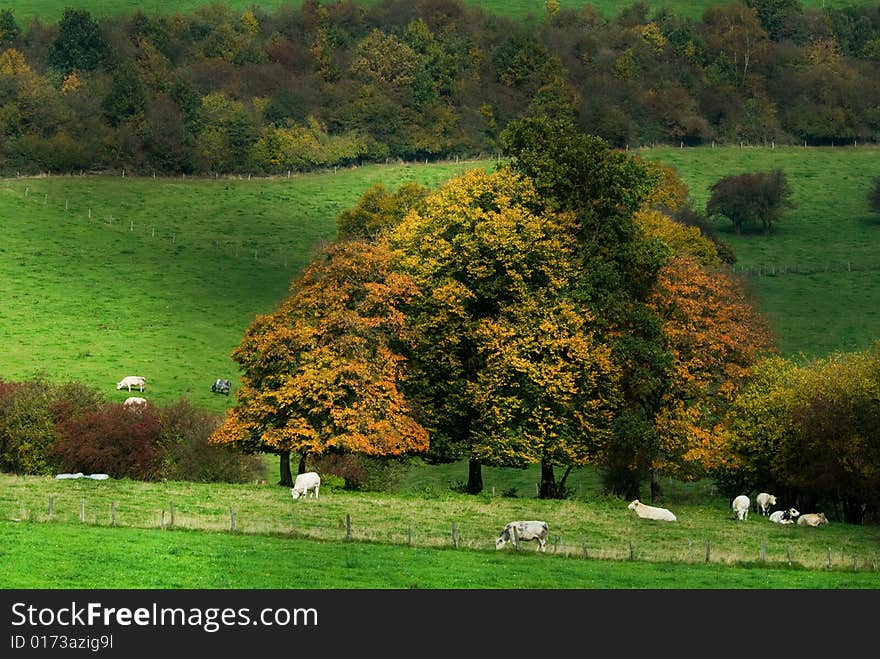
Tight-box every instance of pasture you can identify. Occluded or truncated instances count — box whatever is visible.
[2,146,877,411]
[1,471,879,588]
[5,0,874,25]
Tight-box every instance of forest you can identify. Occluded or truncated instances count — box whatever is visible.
[0,0,879,175]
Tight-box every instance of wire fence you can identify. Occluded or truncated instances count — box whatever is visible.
[7,494,879,572]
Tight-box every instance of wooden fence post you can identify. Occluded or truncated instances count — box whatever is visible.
[346,513,352,541]
[629,541,635,560]
[230,508,236,532]
[169,500,175,527]
[48,496,54,518]
[290,507,295,531]
[760,539,766,563]
[827,547,833,569]
[786,545,792,566]
[161,510,166,529]
[80,498,85,523]
[512,524,519,550]
[451,522,459,548]
[110,503,116,527]
[408,522,412,546]
[705,539,711,563]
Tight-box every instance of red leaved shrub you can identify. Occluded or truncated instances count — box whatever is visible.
[50,403,163,480]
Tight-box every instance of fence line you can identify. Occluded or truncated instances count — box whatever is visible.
[730,262,880,277]
[6,496,878,572]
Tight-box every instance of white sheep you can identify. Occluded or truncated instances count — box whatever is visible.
[732,495,750,520]
[627,499,677,522]
[756,492,777,516]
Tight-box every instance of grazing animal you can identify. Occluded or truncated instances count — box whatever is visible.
[117,375,146,392]
[732,495,750,520]
[627,499,677,522]
[211,378,232,395]
[495,521,549,552]
[797,512,829,527]
[124,396,147,407]
[756,492,777,516]
[290,471,321,500]
[769,508,800,524]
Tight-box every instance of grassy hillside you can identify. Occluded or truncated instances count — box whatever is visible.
[7,0,875,25]
[640,145,880,359]
[2,146,878,411]
[0,163,483,411]
[1,471,878,588]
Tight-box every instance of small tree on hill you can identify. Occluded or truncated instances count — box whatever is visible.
[706,169,795,235]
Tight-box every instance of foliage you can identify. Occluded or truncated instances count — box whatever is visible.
[336,181,428,241]
[706,169,795,234]
[158,399,265,483]
[211,239,429,463]
[50,402,164,480]
[47,8,108,74]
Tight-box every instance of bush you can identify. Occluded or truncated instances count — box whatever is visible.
[158,399,265,483]
[706,169,795,235]
[50,403,164,479]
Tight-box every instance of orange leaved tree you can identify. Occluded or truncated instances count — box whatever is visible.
[209,239,428,485]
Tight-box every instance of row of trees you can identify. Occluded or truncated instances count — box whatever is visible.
[210,117,776,504]
[1,0,880,174]
[720,348,880,525]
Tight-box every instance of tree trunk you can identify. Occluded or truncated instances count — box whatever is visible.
[540,459,557,499]
[279,451,293,487]
[466,458,483,494]
[650,473,661,503]
[297,452,308,475]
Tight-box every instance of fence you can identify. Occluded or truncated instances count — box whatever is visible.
[730,261,880,277]
[7,494,878,572]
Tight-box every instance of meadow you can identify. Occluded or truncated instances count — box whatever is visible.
[2,469,879,588]
[6,0,874,25]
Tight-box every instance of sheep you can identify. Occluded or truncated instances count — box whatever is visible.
[495,521,549,552]
[756,492,777,516]
[769,508,800,524]
[124,396,147,407]
[627,499,677,522]
[732,495,750,520]
[797,512,829,527]
[117,376,146,392]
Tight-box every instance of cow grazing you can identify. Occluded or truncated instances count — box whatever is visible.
[290,472,321,500]
[797,512,829,527]
[627,499,677,522]
[124,396,147,407]
[769,508,800,524]
[732,495,750,520]
[495,521,549,552]
[211,378,232,396]
[117,375,146,392]
[756,492,777,516]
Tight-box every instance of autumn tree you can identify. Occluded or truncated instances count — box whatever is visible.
[390,167,618,496]
[210,239,428,486]
[336,182,428,241]
[706,169,795,235]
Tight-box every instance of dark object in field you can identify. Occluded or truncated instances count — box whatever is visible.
[211,378,231,395]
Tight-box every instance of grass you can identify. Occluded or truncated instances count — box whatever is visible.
[0,162,484,411]
[6,1,876,25]
[639,145,880,359]
[1,471,879,588]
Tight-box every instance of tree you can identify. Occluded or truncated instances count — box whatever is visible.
[389,167,625,496]
[0,9,20,47]
[869,176,880,215]
[210,239,428,486]
[706,169,795,235]
[336,182,428,241]
[48,8,108,74]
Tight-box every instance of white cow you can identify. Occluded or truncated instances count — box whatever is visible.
[732,495,750,520]
[124,396,147,407]
[756,492,777,516]
[627,499,677,522]
[495,521,549,552]
[769,508,800,524]
[117,376,146,392]
[290,472,320,500]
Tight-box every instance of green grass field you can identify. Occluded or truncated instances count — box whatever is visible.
[0,162,482,411]
[6,0,874,25]
[640,145,880,359]
[2,470,878,588]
